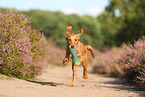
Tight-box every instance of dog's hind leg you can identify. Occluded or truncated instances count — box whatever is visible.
[71,65,77,87]
[82,60,88,79]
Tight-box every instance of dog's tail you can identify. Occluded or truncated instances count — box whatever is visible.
[85,45,94,58]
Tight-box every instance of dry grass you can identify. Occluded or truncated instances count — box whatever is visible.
[92,48,123,77]
[46,39,66,66]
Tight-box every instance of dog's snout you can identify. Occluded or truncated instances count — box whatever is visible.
[71,45,75,48]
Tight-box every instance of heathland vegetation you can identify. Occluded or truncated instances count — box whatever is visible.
[0,0,144,88]
[0,10,48,79]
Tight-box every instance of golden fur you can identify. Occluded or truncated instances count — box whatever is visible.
[63,25,94,87]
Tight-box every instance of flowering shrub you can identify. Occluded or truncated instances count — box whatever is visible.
[0,10,48,79]
[119,36,145,84]
[92,48,123,77]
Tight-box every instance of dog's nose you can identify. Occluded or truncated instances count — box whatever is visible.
[71,45,75,48]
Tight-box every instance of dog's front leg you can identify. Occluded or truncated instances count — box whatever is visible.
[63,46,70,65]
[71,65,77,87]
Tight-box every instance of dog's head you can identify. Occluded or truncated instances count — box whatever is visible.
[66,25,83,49]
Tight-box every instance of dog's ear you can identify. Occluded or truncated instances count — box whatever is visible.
[77,28,83,36]
[67,25,72,35]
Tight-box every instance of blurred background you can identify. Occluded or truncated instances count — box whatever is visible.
[0,0,144,88]
[1,0,144,50]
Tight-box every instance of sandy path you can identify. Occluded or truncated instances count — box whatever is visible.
[0,66,144,97]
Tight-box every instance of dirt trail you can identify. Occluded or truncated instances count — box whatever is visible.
[0,66,144,97]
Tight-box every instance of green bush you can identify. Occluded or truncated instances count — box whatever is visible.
[0,10,48,79]
[20,10,103,50]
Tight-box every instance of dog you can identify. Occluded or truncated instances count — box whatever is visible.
[63,25,94,87]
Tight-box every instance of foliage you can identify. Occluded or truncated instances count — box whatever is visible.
[0,10,48,79]
[97,11,120,47]
[98,0,145,47]
[20,10,103,50]
[118,36,145,84]
[92,48,123,77]
[1,0,145,50]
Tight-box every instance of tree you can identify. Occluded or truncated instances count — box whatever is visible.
[104,0,145,46]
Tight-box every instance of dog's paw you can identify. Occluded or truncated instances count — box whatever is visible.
[71,83,76,87]
[63,58,68,65]
[83,75,88,79]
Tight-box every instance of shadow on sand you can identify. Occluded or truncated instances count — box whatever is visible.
[27,80,69,87]
[94,77,145,96]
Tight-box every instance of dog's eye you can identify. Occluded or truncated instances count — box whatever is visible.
[75,39,77,41]
[69,39,71,41]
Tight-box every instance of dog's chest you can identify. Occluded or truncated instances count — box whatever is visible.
[76,46,86,57]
